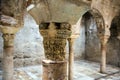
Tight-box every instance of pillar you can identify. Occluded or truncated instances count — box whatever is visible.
[0,15,23,80]
[67,35,79,80]
[39,22,71,80]
[42,60,67,80]
[68,38,75,80]
[0,27,22,80]
[99,35,110,73]
[2,33,15,80]
[1,0,25,79]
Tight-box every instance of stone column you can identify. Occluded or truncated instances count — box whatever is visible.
[42,60,67,80]
[99,35,110,73]
[1,0,25,79]
[0,27,21,80]
[39,22,71,80]
[68,38,74,80]
[2,33,15,80]
[67,35,78,80]
[0,14,23,80]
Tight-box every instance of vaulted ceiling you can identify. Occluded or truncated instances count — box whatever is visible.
[28,0,91,25]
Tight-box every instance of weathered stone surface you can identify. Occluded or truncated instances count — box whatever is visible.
[40,22,71,80]
[0,14,44,68]
[1,0,26,27]
[79,9,120,68]
[40,22,71,61]
[42,60,67,80]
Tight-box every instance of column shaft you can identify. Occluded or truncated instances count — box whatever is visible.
[100,35,109,73]
[3,46,14,80]
[2,34,15,80]
[100,44,107,73]
[42,60,67,80]
[68,38,74,80]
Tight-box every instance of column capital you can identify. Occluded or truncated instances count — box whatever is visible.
[39,22,72,39]
[0,26,22,48]
[99,35,110,45]
[39,22,72,61]
[2,33,15,47]
[0,26,22,47]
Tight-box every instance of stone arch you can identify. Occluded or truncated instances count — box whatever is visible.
[80,8,106,43]
[88,9,105,38]
[110,13,120,40]
[107,14,120,67]
[110,14,120,39]
[80,9,109,73]
[80,10,101,60]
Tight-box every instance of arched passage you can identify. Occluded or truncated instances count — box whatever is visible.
[80,8,105,61]
[80,11,101,61]
[80,9,109,73]
[107,14,120,67]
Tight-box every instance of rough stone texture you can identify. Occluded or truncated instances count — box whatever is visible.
[0,14,44,68]
[39,22,71,80]
[40,22,71,61]
[92,0,120,27]
[14,14,44,67]
[1,0,26,26]
[42,60,67,80]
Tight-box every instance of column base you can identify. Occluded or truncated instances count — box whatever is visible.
[42,60,67,80]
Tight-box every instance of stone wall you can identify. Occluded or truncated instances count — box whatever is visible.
[0,14,44,68]
[73,25,86,59]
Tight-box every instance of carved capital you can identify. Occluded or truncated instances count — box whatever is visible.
[99,35,110,46]
[39,22,72,61]
[98,24,111,45]
[2,34,15,47]
[39,22,72,39]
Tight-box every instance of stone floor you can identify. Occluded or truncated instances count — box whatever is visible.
[0,60,120,80]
